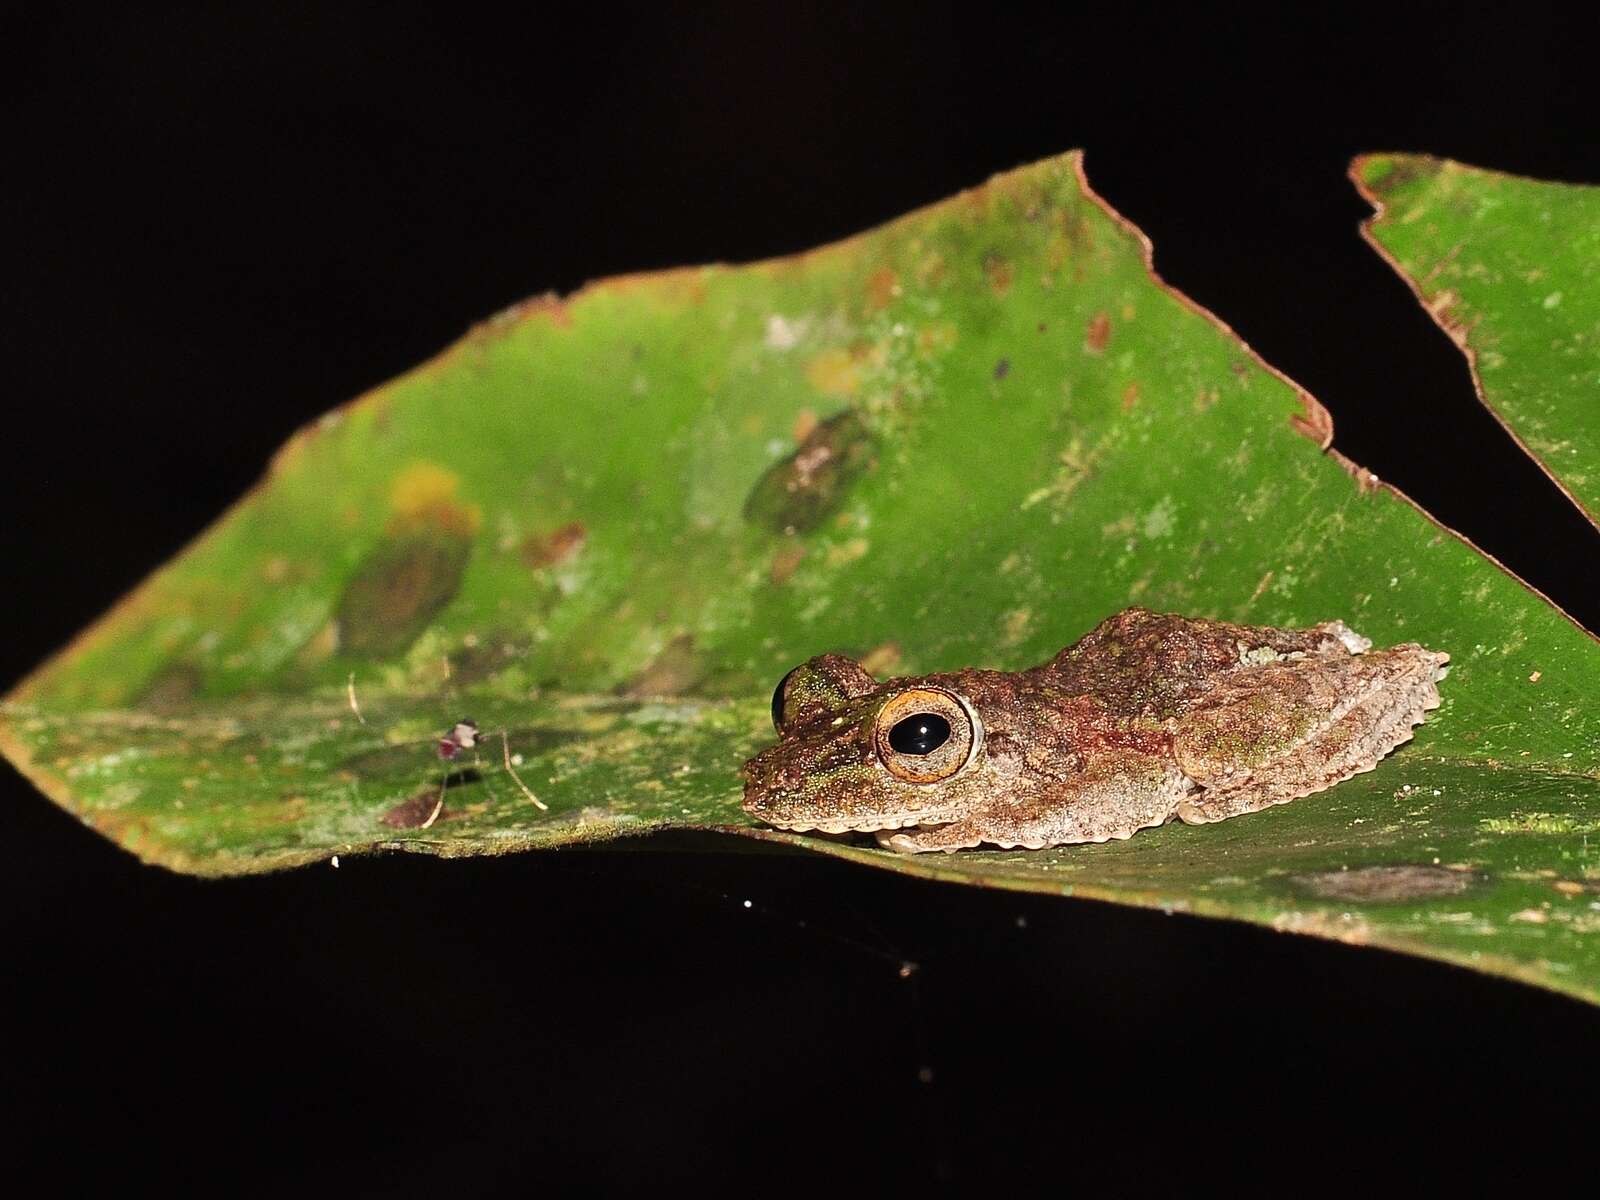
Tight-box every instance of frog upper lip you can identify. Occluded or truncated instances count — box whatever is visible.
[756,812,958,835]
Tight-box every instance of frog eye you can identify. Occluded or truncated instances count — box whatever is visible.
[770,667,800,732]
[874,688,982,784]
[769,654,878,733]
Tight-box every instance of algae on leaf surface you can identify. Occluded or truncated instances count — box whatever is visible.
[4,151,1599,1003]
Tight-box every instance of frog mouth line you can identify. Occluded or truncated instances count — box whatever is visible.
[761,814,957,836]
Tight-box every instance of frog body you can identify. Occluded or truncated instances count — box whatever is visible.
[741,607,1448,853]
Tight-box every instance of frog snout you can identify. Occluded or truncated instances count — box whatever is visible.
[740,748,804,812]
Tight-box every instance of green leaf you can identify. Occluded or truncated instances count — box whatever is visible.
[5,152,1599,1003]
[1355,153,1600,530]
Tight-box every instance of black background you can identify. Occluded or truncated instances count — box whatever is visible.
[6,4,1599,1191]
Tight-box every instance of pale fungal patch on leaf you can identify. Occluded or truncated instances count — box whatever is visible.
[1480,812,1600,835]
[1001,609,1032,646]
[1291,865,1477,903]
[1140,497,1177,539]
[764,314,809,350]
[1270,910,1374,944]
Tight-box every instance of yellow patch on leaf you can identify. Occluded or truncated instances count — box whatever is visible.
[388,462,481,535]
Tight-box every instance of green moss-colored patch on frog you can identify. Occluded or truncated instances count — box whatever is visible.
[5,150,1600,1005]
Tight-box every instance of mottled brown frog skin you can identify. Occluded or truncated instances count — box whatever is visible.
[742,608,1448,853]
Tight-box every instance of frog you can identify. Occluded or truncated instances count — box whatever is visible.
[741,607,1448,853]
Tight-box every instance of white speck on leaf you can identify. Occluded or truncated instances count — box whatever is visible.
[765,314,807,350]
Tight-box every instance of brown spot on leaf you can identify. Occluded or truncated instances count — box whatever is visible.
[381,788,455,829]
[139,664,204,711]
[865,266,899,311]
[1044,232,1071,273]
[790,409,819,443]
[521,522,587,569]
[1193,387,1220,414]
[769,542,807,585]
[1292,864,1477,903]
[983,253,1013,297]
[1085,311,1111,353]
[336,530,472,656]
[743,410,877,534]
[1120,382,1140,411]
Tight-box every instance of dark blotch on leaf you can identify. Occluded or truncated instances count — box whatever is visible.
[138,663,205,710]
[743,410,876,534]
[619,634,707,698]
[1359,153,1440,197]
[336,530,472,656]
[1292,864,1477,903]
[993,358,1010,380]
[520,521,587,569]
[381,779,468,829]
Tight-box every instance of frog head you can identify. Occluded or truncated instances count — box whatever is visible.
[741,653,1001,835]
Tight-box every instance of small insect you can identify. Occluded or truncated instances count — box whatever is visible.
[437,718,482,762]
[418,717,547,830]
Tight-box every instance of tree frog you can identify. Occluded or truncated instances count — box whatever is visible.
[742,607,1448,853]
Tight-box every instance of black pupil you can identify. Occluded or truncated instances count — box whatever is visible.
[888,713,951,756]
